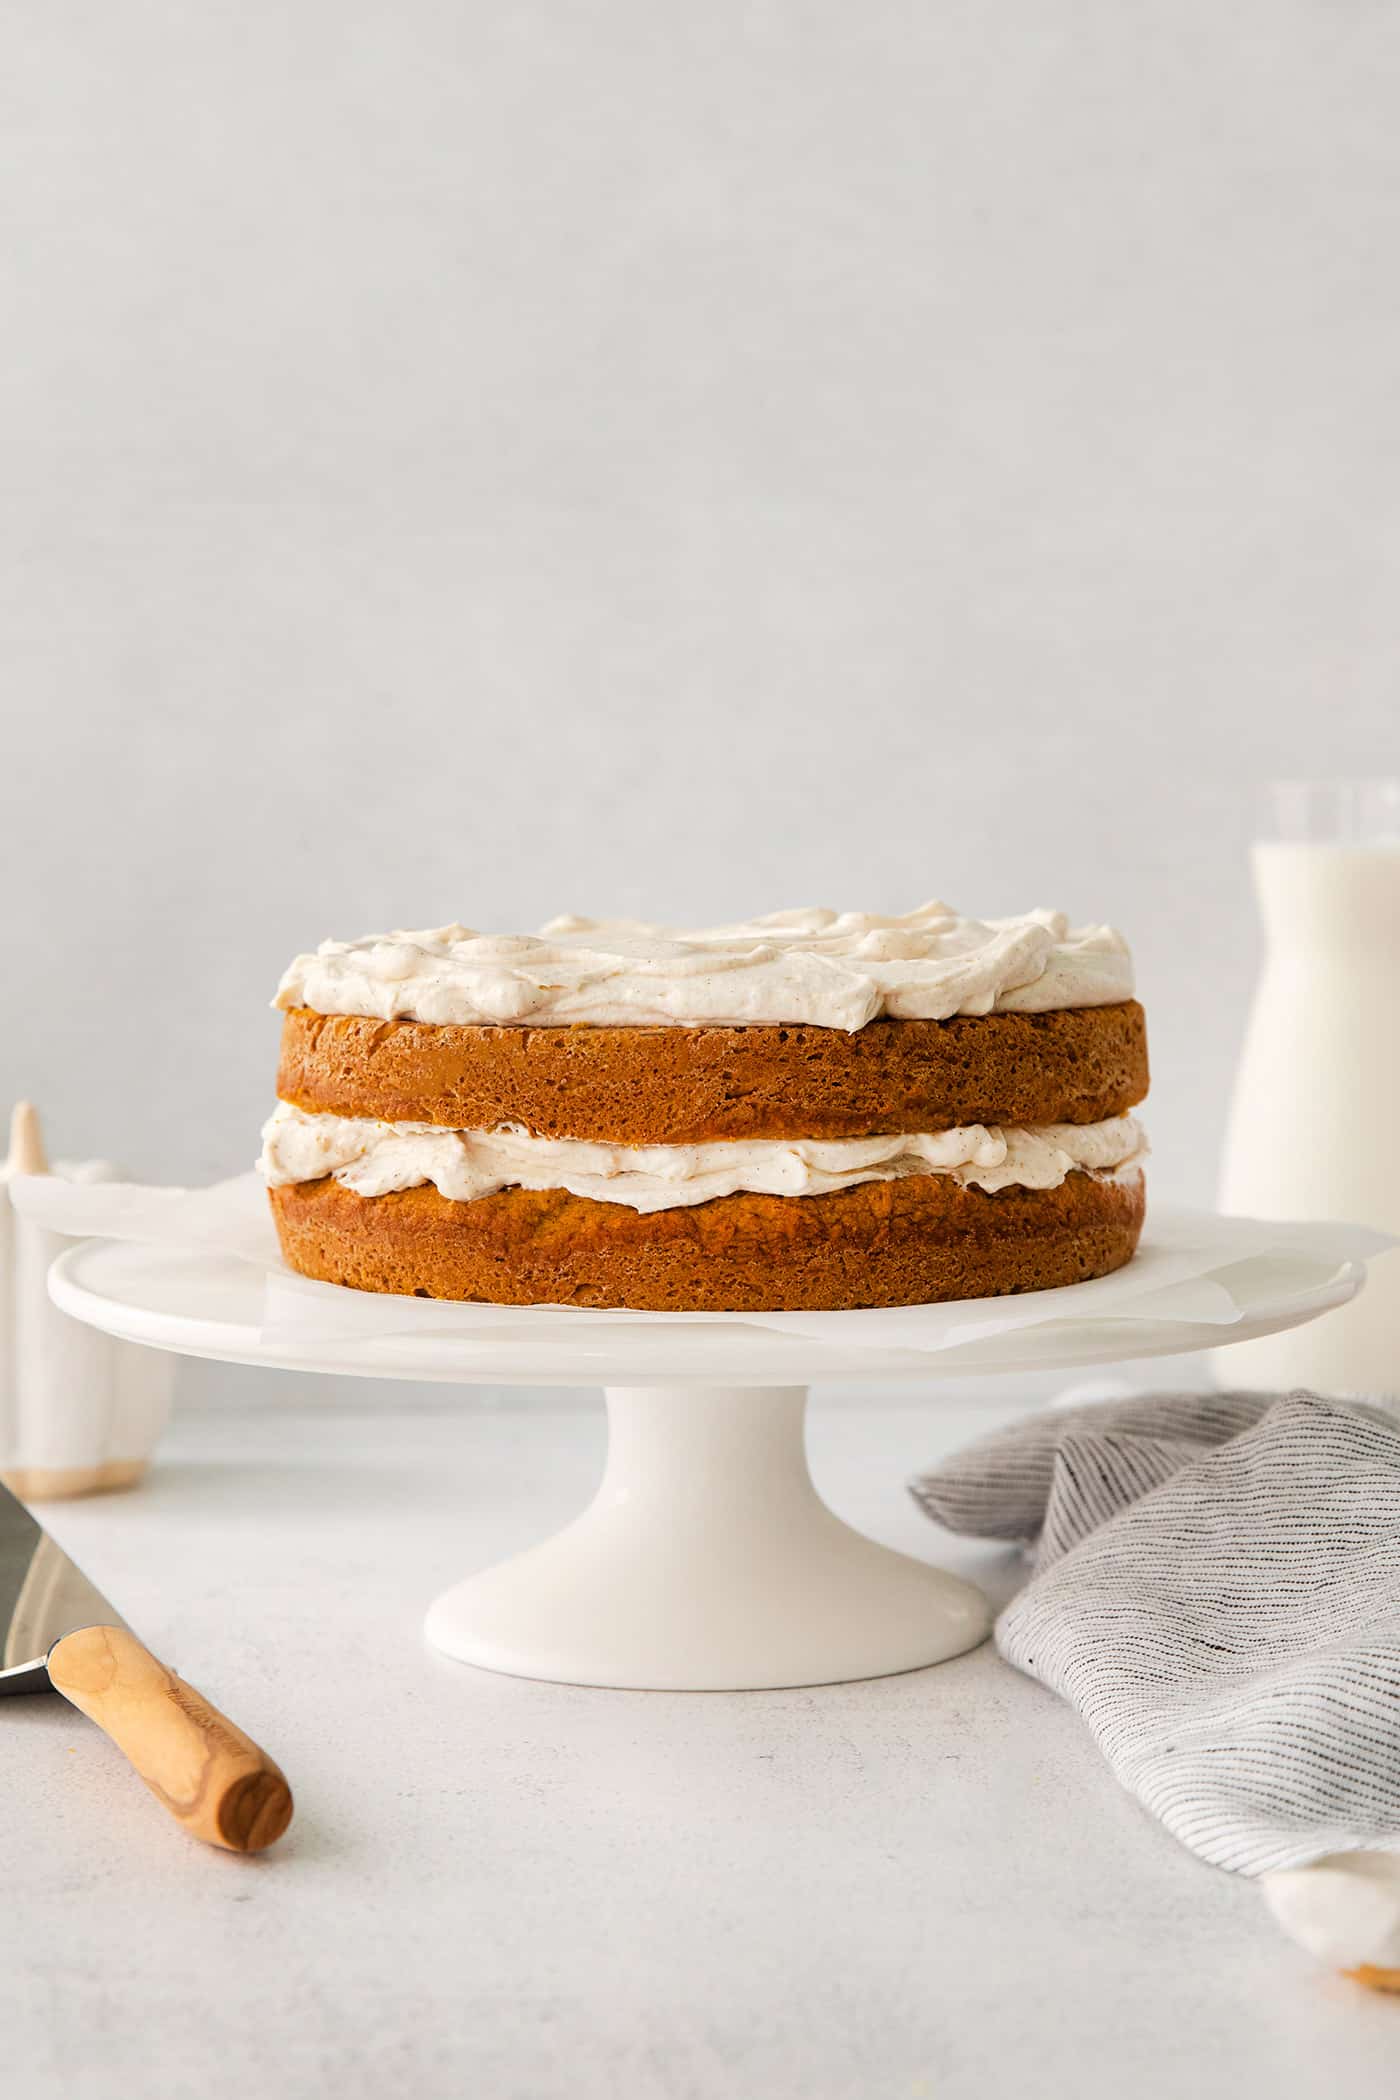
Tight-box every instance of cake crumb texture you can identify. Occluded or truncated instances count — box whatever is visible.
[276,1002,1149,1144]
[268,1170,1145,1312]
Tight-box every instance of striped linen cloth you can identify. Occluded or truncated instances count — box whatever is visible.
[912,1390,1400,1875]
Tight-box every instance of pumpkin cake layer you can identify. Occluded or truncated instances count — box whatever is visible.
[276,1000,1148,1145]
[268,1169,1145,1313]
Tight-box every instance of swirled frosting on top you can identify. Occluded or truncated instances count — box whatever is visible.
[273,903,1134,1032]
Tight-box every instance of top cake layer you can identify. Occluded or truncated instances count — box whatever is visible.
[276,1003,1149,1143]
[274,902,1134,1032]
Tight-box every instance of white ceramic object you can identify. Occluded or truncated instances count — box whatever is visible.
[1263,1854,1400,1985]
[48,1227,1364,1690]
[1221,784,1400,1392]
[429,1385,990,1687]
[0,1107,174,1499]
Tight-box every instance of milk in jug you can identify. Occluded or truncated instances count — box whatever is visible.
[1220,782,1400,1392]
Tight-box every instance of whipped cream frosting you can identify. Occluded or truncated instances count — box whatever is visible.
[260,1104,1147,1214]
[273,903,1134,1032]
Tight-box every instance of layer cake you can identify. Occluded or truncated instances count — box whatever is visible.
[260,904,1149,1311]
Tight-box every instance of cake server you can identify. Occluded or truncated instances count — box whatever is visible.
[0,1480,292,1852]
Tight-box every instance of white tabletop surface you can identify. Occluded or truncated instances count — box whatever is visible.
[6,1370,1397,2099]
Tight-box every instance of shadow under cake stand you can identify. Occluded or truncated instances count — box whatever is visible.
[49,1226,1363,1692]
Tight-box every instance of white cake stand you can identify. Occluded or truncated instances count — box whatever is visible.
[49,1230,1364,1692]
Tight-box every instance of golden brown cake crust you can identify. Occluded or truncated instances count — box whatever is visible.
[268,1170,1145,1312]
[276,1001,1149,1143]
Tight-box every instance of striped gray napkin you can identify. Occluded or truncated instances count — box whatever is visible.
[912,1390,1400,1875]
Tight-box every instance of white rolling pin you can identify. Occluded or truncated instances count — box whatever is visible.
[0,1103,174,1499]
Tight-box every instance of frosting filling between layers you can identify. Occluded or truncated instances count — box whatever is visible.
[273,903,1134,1031]
[260,1103,1148,1214]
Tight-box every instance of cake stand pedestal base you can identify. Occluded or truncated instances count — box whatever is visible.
[424,1384,991,1690]
[48,1227,1368,1693]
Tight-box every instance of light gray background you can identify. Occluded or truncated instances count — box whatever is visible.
[3,1,1398,1197]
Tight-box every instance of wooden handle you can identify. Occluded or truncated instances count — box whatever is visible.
[48,1626,293,1853]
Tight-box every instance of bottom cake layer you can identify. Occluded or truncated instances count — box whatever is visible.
[268,1169,1146,1312]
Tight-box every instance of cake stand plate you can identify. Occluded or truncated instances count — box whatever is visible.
[49,1233,1364,1692]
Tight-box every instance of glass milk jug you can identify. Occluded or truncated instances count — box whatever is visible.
[1220,781,1400,1393]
